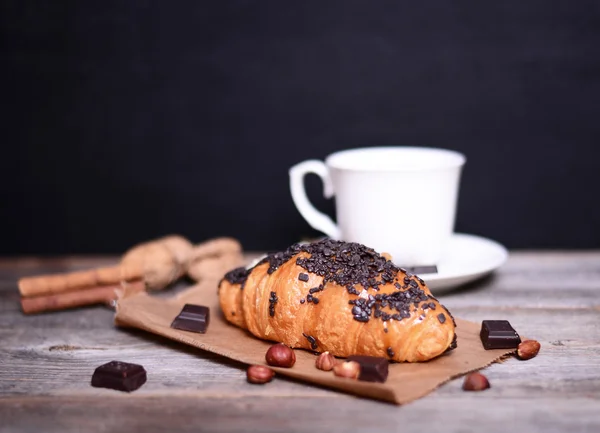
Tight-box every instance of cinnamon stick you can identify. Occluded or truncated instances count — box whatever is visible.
[20,279,145,314]
[18,264,144,298]
[18,235,194,298]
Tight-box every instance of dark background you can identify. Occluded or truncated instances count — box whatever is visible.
[2,1,599,255]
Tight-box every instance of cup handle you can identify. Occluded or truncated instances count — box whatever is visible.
[289,160,340,239]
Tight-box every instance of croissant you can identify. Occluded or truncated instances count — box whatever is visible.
[218,239,457,362]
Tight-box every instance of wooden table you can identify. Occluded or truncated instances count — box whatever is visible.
[1,252,599,433]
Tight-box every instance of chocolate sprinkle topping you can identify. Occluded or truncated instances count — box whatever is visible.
[302,333,318,350]
[437,313,446,324]
[450,333,458,349]
[228,240,453,336]
[444,333,458,354]
[222,267,250,289]
[387,347,395,358]
[443,306,457,327]
[347,286,360,295]
[268,291,278,317]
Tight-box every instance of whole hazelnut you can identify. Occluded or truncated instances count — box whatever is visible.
[517,340,541,360]
[462,372,490,391]
[246,365,275,384]
[265,343,296,368]
[315,352,337,371]
[333,361,360,379]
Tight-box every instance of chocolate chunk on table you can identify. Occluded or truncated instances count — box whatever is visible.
[170,304,210,333]
[91,360,147,392]
[480,320,522,349]
[347,355,389,383]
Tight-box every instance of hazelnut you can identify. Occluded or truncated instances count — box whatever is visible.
[333,361,360,379]
[517,340,541,360]
[265,343,296,368]
[315,352,337,371]
[462,372,490,391]
[246,365,275,384]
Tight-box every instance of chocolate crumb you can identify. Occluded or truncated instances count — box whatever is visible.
[387,347,395,358]
[298,273,309,282]
[300,299,305,304]
[384,327,389,333]
[437,313,446,324]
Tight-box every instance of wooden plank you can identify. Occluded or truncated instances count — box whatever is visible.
[1,395,599,433]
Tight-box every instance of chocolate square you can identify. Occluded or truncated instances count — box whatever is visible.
[480,320,521,349]
[347,355,389,383]
[171,304,210,334]
[91,360,147,392]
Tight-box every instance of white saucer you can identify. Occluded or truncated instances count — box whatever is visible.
[407,233,508,293]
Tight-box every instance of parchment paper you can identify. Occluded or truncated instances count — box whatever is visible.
[115,273,514,405]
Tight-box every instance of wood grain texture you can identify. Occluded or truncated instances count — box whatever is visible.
[1,252,599,433]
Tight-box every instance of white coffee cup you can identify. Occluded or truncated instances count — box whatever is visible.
[289,146,466,267]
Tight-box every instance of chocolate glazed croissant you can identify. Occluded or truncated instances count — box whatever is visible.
[218,240,457,362]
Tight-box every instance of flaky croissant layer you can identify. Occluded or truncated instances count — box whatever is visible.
[218,240,456,362]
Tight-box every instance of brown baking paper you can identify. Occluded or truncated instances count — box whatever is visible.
[115,274,514,405]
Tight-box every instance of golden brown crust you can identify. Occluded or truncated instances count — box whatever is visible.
[219,242,456,362]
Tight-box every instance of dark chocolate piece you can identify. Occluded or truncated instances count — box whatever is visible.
[405,265,438,274]
[347,355,389,383]
[170,304,210,334]
[298,272,309,282]
[437,313,446,324]
[480,320,521,349]
[91,360,146,392]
